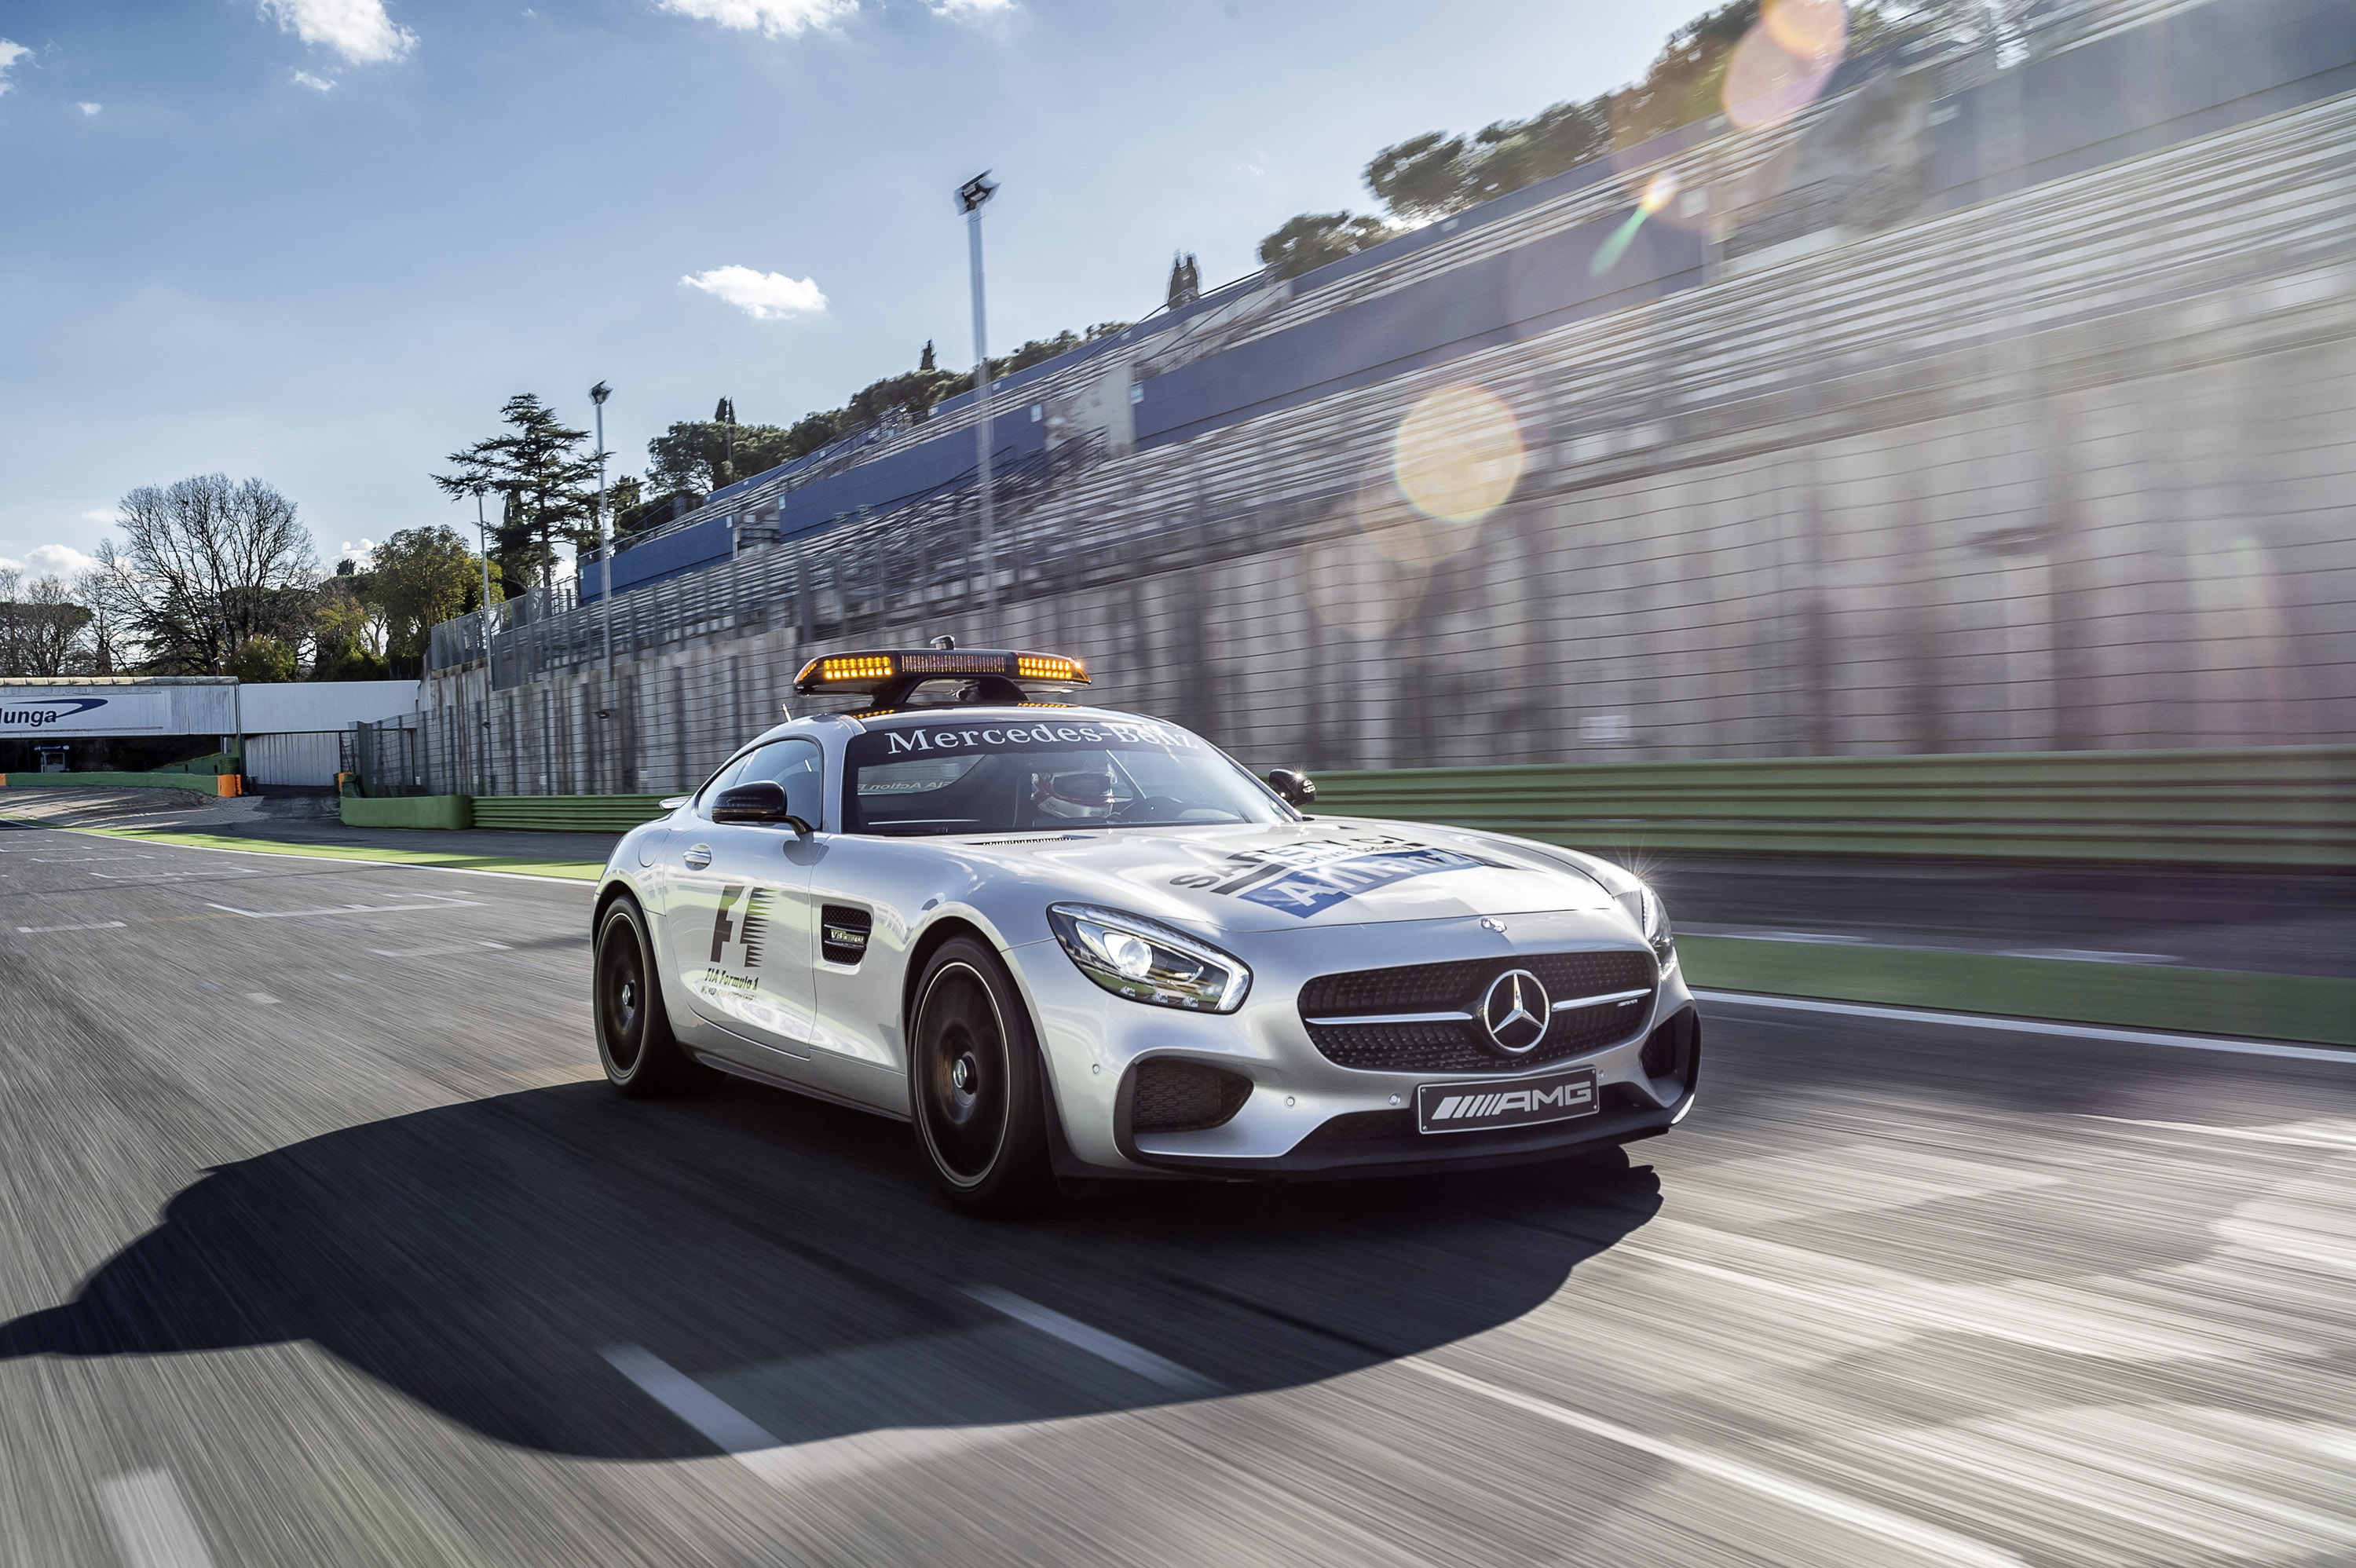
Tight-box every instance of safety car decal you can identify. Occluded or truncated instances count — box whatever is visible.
[1169,834,1504,918]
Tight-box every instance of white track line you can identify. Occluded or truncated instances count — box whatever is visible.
[965,1285,1224,1397]
[15,919,127,934]
[204,897,485,919]
[600,1343,782,1460]
[1404,1360,2025,1568]
[1693,989,2354,1062]
[97,1469,217,1568]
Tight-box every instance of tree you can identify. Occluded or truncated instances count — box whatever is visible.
[225,636,298,683]
[97,475,320,674]
[0,571,95,677]
[432,395,600,594]
[71,565,130,675]
[985,323,1131,382]
[1364,132,1477,222]
[646,418,802,497]
[311,576,387,680]
[1258,212,1398,280]
[360,524,491,663]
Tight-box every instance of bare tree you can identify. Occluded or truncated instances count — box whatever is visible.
[0,569,96,677]
[71,561,134,674]
[106,475,320,673]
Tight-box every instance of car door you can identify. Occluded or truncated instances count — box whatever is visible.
[666,737,826,1069]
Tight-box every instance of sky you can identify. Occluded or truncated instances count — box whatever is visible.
[0,0,1705,578]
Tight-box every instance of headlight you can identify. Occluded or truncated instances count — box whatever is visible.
[1615,884,1675,968]
[1048,904,1251,1013]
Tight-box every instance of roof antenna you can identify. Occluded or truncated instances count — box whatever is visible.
[929,634,957,650]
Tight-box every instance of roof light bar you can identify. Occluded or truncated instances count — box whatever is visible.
[792,648,1090,697]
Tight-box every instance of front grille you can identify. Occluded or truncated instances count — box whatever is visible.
[1129,1058,1253,1134]
[1300,949,1657,1073]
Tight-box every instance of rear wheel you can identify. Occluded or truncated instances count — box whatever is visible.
[594,896,714,1097]
[909,938,1055,1214]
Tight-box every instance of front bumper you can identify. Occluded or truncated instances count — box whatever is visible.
[1008,908,1699,1179]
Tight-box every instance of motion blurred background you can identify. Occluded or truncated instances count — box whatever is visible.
[408,0,2354,827]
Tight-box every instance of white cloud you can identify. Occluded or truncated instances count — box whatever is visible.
[0,543,101,580]
[338,538,379,567]
[929,0,1012,14]
[77,101,101,115]
[79,508,115,524]
[259,0,416,64]
[0,38,31,94]
[657,0,855,38]
[292,70,338,91]
[681,265,827,320]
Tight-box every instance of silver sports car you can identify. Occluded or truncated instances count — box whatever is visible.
[591,645,1699,1211]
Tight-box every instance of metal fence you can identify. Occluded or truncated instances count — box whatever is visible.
[342,718,426,796]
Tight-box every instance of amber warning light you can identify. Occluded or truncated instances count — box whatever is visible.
[792,649,1089,696]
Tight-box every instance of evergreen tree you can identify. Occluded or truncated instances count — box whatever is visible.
[432,394,600,593]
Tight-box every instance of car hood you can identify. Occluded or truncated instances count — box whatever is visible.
[944,817,1628,935]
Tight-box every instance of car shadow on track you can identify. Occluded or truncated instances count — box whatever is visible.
[0,1078,1659,1461]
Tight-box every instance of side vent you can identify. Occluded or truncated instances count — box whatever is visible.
[821,905,873,966]
[1129,1058,1253,1135]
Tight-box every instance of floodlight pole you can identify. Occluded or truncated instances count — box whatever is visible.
[473,483,496,798]
[958,171,1001,643]
[591,379,613,791]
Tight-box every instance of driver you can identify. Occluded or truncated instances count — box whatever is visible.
[1030,768,1122,822]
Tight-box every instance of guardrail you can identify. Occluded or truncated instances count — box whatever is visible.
[466,795,671,833]
[1311,745,2356,868]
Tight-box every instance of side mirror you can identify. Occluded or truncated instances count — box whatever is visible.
[712,780,813,833]
[1267,768,1317,807]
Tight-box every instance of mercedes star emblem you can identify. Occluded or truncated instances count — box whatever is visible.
[1480,968,1551,1054]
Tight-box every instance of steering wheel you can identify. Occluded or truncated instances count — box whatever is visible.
[1111,795,1192,823]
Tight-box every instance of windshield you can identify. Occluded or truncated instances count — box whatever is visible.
[843,715,1292,836]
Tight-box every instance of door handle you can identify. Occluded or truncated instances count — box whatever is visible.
[682,843,712,870]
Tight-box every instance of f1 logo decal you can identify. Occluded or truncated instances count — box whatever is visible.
[708,884,772,968]
[709,884,746,963]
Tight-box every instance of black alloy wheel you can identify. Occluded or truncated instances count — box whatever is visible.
[594,897,713,1097]
[909,937,1054,1213]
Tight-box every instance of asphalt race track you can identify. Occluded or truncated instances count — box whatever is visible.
[2,821,2353,1568]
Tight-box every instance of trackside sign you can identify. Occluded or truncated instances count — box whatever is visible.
[0,689,186,737]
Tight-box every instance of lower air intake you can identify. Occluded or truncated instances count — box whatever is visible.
[1129,1058,1253,1135]
[1639,1007,1700,1091]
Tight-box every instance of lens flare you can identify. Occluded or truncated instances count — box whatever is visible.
[1723,0,1847,131]
[1764,0,1847,57]
[1391,386,1526,524]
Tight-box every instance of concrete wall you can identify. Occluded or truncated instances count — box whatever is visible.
[238,681,418,733]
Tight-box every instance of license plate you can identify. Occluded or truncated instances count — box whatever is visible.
[1417,1065,1600,1135]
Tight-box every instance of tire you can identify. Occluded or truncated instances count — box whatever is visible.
[909,937,1055,1214]
[594,896,715,1097]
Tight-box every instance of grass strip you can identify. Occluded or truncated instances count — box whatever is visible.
[41,823,605,882]
[1678,934,2356,1048]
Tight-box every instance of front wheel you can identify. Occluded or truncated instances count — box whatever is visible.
[909,938,1055,1214]
[594,896,715,1097]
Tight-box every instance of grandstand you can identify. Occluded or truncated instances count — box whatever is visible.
[423,0,2356,797]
